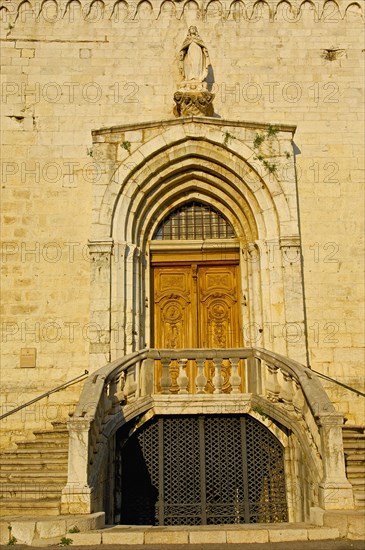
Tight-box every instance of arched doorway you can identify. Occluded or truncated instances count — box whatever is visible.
[151,201,242,349]
[116,414,288,525]
[151,201,244,391]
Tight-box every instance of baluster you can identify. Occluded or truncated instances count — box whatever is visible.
[280,370,294,408]
[212,358,223,394]
[266,364,280,402]
[229,358,241,394]
[195,358,207,394]
[106,378,117,414]
[123,365,137,398]
[293,378,305,414]
[177,358,189,394]
[160,357,171,394]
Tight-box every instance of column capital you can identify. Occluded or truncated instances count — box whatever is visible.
[88,238,114,256]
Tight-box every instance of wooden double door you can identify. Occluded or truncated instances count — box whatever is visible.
[153,262,242,349]
[152,257,243,392]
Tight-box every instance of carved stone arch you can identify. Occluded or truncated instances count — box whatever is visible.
[110,0,129,21]
[0,5,10,21]
[298,0,318,20]
[181,0,200,20]
[16,0,36,23]
[38,0,59,21]
[85,0,105,20]
[125,170,261,245]
[89,119,306,368]
[274,0,297,21]
[205,0,224,18]
[99,130,293,244]
[134,0,153,19]
[139,190,251,247]
[228,0,246,21]
[93,397,321,523]
[320,0,340,21]
[157,0,176,18]
[249,0,272,21]
[63,0,83,20]
[344,1,363,20]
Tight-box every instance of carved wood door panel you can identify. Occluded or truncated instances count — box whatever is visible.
[153,261,243,392]
[198,265,241,349]
[153,266,195,349]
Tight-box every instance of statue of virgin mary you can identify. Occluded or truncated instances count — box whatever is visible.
[179,26,210,85]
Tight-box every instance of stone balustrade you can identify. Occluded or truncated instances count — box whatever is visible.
[61,347,354,515]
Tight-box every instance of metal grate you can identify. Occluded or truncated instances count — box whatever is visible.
[118,415,288,525]
[153,202,236,240]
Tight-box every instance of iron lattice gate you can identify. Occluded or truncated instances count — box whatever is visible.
[119,415,288,525]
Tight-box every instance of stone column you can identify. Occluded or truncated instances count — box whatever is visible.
[280,236,307,364]
[318,413,354,510]
[61,419,94,514]
[88,238,113,371]
[110,241,127,361]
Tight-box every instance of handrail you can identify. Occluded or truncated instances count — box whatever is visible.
[0,370,89,421]
[73,348,152,419]
[309,368,365,398]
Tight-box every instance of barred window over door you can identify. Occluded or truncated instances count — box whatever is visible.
[153,202,236,240]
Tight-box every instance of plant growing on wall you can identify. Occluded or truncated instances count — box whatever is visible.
[252,125,280,175]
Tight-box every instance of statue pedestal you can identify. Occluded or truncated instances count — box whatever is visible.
[173,90,215,117]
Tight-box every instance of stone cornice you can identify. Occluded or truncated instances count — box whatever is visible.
[0,0,362,26]
[92,116,297,138]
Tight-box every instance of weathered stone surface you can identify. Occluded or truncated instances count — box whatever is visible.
[37,519,67,540]
[144,529,189,544]
[189,529,227,543]
[102,531,144,544]
[226,529,269,543]
[67,532,102,545]
[269,528,308,542]
[307,528,340,540]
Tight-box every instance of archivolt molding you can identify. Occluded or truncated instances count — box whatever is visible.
[0,0,362,26]
[94,124,297,247]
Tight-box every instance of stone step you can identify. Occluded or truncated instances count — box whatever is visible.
[345,450,365,462]
[87,525,341,546]
[0,472,67,484]
[343,440,365,449]
[342,425,365,433]
[0,498,61,516]
[346,464,365,474]
[1,448,68,458]
[0,458,68,469]
[0,488,64,499]
[348,480,365,487]
[16,440,68,449]
[33,426,68,436]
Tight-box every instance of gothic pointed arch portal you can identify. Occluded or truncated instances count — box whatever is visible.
[88,118,307,371]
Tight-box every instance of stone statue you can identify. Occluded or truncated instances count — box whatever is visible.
[174,27,215,118]
[179,26,210,87]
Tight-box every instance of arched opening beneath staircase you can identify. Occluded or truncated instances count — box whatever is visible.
[115,414,288,526]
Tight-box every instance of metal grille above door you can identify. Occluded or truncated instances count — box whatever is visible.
[118,415,288,525]
[153,201,236,240]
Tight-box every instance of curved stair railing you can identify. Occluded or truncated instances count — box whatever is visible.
[61,347,354,515]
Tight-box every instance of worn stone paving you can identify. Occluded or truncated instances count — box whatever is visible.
[2,540,365,550]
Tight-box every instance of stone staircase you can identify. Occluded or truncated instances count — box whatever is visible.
[343,425,365,510]
[0,422,68,517]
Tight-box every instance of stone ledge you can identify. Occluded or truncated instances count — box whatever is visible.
[0,518,344,546]
[0,513,105,546]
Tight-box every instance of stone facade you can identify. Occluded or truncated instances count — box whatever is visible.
[0,0,364,521]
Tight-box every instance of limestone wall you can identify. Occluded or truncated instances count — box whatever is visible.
[1,0,364,445]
